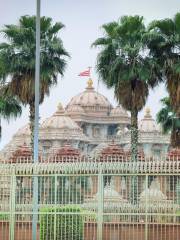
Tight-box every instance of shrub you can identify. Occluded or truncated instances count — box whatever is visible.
[0,214,9,220]
[40,205,83,240]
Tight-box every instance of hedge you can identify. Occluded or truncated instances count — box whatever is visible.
[0,214,9,220]
[40,205,83,240]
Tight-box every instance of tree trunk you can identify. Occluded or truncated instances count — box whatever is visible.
[171,125,180,148]
[130,109,138,204]
[131,109,138,162]
[0,117,1,140]
[29,101,35,156]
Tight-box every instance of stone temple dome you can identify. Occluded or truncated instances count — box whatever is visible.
[168,148,180,160]
[93,182,124,202]
[66,104,85,115]
[139,108,158,132]
[66,79,112,115]
[9,143,32,163]
[140,178,167,203]
[49,144,83,163]
[0,124,31,161]
[41,103,79,129]
[12,124,30,147]
[14,124,30,137]
[110,105,129,117]
[39,103,88,141]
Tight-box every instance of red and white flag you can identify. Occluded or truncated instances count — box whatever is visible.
[78,67,91,77]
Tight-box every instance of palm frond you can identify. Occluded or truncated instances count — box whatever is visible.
[0,15,70,107]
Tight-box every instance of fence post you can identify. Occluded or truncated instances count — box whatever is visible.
[145,174,148,240]
[97,164,103,240]
[9,169,16,240]
[54,175,57,240]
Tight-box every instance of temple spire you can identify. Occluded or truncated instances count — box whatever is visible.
[87,78,93,88]
[144,107,152,118]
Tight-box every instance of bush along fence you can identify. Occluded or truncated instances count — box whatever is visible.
[40,206,83,240]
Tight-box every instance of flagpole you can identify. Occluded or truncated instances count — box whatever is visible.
[88,66,92,78]
[32,0,41,239]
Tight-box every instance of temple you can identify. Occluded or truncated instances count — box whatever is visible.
[0,79,179,240]
[0,79,170,160]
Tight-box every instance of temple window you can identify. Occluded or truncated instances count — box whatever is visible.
[152,144,162,156]
[92,126,101,137]
[108,125,116,136]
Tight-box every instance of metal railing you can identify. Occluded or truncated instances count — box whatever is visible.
[0,156,179,240]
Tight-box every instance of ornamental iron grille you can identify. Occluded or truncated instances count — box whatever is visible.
[0,156,179,240]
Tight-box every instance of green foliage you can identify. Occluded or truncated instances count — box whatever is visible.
[92,15,160,112]
[92,15,161,163]
[157,97,180,147]
[40,205,83,240]
[157,97,177,134]
[147,12,180,115]
[0,16,69,97]
[0,15,69,148]
[0,95,22,120]
[176,181,180,205]
[0,214,9,220]
[0,92,22,139]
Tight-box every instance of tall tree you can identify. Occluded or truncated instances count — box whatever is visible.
[0,15,69,149]
[147,12,180,117]
[0,93,22,140]
[157,97,180,148]
[92,16,160,162]
[0,58,22,140]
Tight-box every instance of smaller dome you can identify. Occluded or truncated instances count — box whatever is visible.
[139,108,158,132]
[56,102,65,114]
[100,143,126,161]
[41,103,81,130]
[50,144,83,162]
[167,148,180,161]
[10,124,31,151]
[83,179,130,211]
[40,103,88,141]
[140,179,167,202]
[110,105,128,117]
[9,143,32,163]
[94,181,124,202]
[103,183,123,200]
[126,148,145,161]
[14,124,30,137]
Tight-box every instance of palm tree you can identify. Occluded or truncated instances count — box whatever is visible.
[147,12,180,117]
[0,58,22,139]
[157,97,180,148]
[0,15,69,149]
[92,16,160,162]
[0,93,22,139]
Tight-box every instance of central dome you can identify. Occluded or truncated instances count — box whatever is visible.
[66,79,112,115]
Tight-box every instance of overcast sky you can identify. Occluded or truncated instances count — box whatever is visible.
[0,0,179,149]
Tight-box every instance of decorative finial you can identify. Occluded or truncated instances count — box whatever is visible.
[57,102,63,111]
[87,78,93,88]
[145,107,151,117]
[56,102,65,114]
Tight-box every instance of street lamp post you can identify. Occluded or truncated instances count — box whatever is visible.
[32,0,41,239]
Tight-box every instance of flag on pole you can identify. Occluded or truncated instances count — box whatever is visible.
[78,67,91,77]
